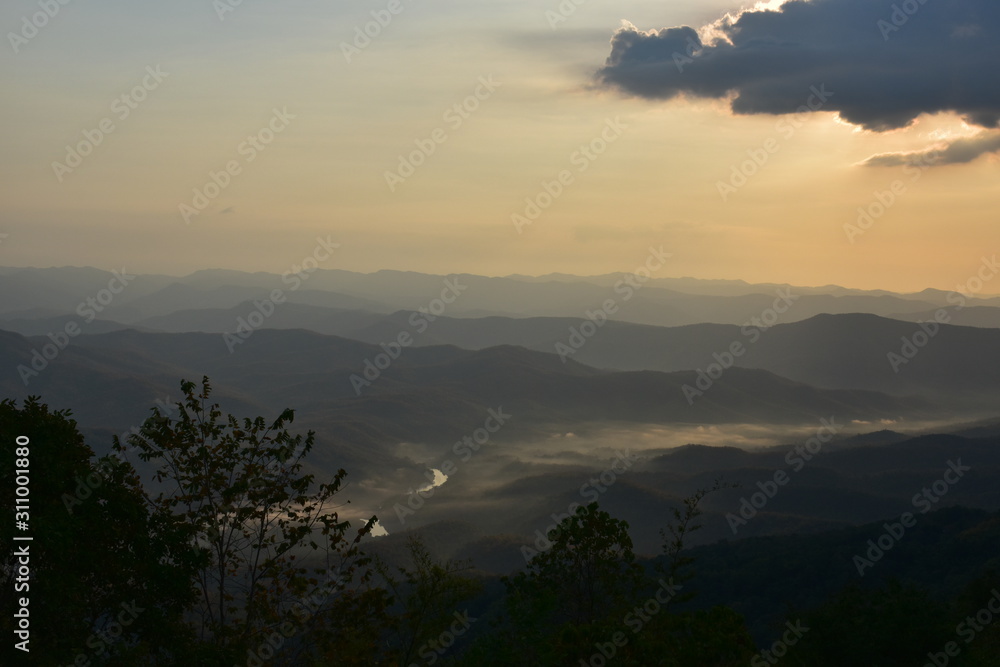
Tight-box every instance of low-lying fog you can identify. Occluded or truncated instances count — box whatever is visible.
[347,415,983,542]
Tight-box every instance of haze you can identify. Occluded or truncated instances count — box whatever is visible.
[2,0,999,291]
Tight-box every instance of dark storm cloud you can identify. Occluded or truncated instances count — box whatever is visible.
[596,0,1000,132]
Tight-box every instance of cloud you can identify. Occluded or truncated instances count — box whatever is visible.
[861,131,1000,167]
[596,0,1000,132]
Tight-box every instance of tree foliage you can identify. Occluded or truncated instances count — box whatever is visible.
[114,377,380,664]
[375,535,483,665]
[13,386,996,666]
[1,397,199,665]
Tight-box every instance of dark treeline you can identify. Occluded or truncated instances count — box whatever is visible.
[2,380,999,666]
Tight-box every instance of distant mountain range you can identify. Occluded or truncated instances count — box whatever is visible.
[3,265,999,565]
[0,327,927,469]
[3,266,1000,328]
[9,303,991,405]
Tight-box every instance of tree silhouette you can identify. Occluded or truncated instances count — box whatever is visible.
[115,377,380,664]
[1,397,199,665]
[374,535,482,665]
[780,580,955,666]
[513,503,643,626]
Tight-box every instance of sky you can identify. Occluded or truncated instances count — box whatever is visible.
[1,0,998,292]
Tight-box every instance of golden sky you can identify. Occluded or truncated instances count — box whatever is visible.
[1,0,997,292]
